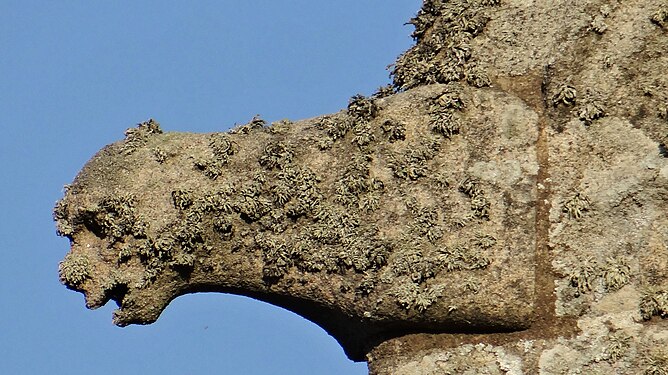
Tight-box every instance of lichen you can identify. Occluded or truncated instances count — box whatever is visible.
[601,256,631,292]
[145,236,174,260]
[473,233,496,249]
[267,119,293,135]
[431,110,461,138]
[459,177,490,220]
[393,282,420,310]
[172,189,194,210]
[643,347,668,375]
[651,6,668,28]
[235,192,273,222]
[436,243,490,272]
[388,135,442,180]
[142,258,164,285]
[53,199,74,237]
[152,148,167,163]
[414,285,443,312]
[605,332,631,362]
[117,243,134,263]
[255,232,292,280]
[563,192,591,220]
[564,255,631,297]
[408,202,443,243]
[194,159,225,179]
[334,154,383,211]
[352,123,376,148]
[553,84,577,107]
[658,102,668,121]
[229,115,266,134]
[200,189,235,214]
[210,134,237,161]
[392,246,437,284]
[316,116,353,150]
[381,119,406,143]
[80,194,145,241]
[171,218,204,253]
[465,63,491,88]
[59,253,91,286]
[259,141,294,170]
[280,166,323,218]
[639,286,668,320]
[372,84,395,99]
[169,252,196,271]
[568,256,598,297]
[356,277,376,296]
[391,283,443,312]
[347,94,378,122]
[121,119,163,154]
[391,0,499,91]
[435,90,465,109]
[464,278,480,294]
[193,134,237,179]
[578,102,606,125]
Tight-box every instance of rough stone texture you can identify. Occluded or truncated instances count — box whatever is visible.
[56,0,668,373]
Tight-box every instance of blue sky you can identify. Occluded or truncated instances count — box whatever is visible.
[0,1,417,374]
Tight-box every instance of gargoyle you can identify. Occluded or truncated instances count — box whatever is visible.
[57,0,668,372]
[54,82,538,360]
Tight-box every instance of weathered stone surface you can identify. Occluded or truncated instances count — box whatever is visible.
[57,0,668,373]
[55,84,538,360]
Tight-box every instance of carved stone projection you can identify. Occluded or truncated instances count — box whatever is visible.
[56,0,668,374]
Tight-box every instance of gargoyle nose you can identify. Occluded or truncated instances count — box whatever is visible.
[58,251,92,290]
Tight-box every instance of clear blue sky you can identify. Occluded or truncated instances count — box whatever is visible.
[0,1,418,374]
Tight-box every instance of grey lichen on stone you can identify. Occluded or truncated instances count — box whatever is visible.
[430,88,464,138]
[651,5,668,27]
[387,135,442,180]
[601,256,631,292]
[568,256,598,297]
[459,177,490,220]
[152,148,167,163]
[392,0,499,91]
[53,198,74,237]
[565,255,633,298]
[121,119,163,154]
[640,286,668,320]
[229,115,266,135]
[552,84,578,107]
[380,119,406,143]
[59,252,91,287]
[267,119,293,135]
[578,101,606,125]
[562,192,591,220]
[658,102,668,121]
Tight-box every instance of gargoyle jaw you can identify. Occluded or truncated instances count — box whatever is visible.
[110,287,172,327]
[59,251,180,327]
[57,227,179,326]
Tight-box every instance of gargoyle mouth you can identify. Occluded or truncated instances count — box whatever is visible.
[109,285,139,327]
[106,282,130,309]
[79,281,125,311]
[110,284,172,327]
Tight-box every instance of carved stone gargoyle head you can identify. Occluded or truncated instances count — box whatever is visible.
[55,81,539,360]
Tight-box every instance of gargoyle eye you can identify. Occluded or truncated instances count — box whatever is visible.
[82,213,108,239]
